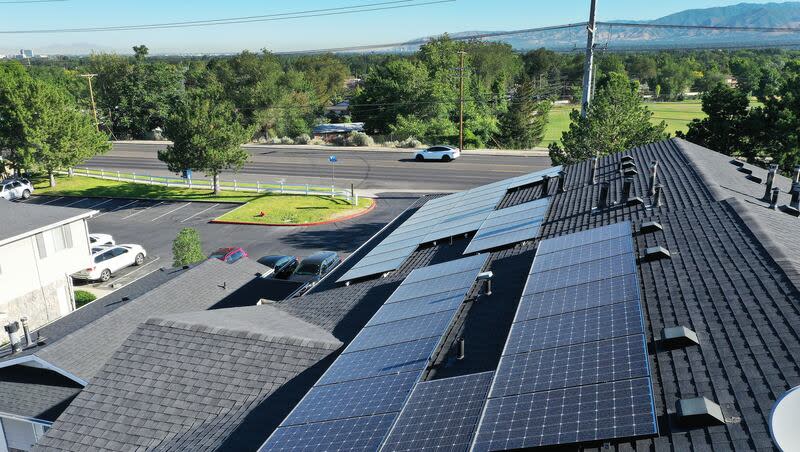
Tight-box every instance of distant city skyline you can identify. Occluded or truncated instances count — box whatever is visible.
[0,0,790,55]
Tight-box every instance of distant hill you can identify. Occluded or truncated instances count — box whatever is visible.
[398,2,800,52]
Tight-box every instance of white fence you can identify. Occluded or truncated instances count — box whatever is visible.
[63,167,359,204]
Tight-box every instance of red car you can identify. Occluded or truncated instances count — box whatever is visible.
[209,247,248,264]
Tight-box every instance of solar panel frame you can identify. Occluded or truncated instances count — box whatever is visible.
[531,235,635,273]
[346,309,459,353]
[505,166,563,190]
[462,198,551,255]
[337,257,410,282]
[524,253,637,294]
[463,223,544,254]
[386,270,478,304]
[367,291,466,326]
[263,413,398,452]
[536,221,632,255]
[402,253,488,284]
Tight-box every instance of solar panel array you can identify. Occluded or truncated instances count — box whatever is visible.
[463,197,551,254]
[472,222,658,451]
[263,254,488,451]
[337,167,562,282]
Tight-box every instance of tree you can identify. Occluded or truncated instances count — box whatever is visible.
[756,60,800,172]
[680,83,755,160]
[159,95,251,194]
[730,57,762,96]
[172,228,206,267]
[132,44,149,61]
[498,79,550,149]
[549,72,667,165]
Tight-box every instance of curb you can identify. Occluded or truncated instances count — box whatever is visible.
[31,194,245,205]
[209,198,377,227]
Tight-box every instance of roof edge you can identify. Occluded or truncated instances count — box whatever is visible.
[0,355,87,386]
[0,209,97,247]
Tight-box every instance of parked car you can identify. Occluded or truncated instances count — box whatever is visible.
[89,233,115,247]
[209,247,248,264]
[73,244,147,282]
[0,178,34,200]
[413,145,460,162]
[257,255,299,279]
[288,251,341,292]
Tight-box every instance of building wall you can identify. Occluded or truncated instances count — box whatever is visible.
[0,220,91,330]
[0,416,49,452]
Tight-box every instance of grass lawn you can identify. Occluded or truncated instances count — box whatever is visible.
[214,194,374,224]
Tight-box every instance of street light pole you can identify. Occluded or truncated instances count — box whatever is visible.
[458,51,466,152]
[580,0,598,120]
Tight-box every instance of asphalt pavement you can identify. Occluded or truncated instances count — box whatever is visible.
[85,142,553,193]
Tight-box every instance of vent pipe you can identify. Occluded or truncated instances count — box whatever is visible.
[597,182,610,209]
[648,161,659,196]
[590,157,598,185]
[621,177,633,204]
[3,321,22,354]
[541,175,550,197]
[477,271,493,296]
[457,337,465,360]
[795,165,800,183]
[557,170,567,193]
[652,184,663,207]
[791,182,800,210]
[770,186,781,210]
[20,317,32,348]
[764,164,779,201]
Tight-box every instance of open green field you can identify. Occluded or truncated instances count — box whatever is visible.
[542,100,707,147]
[215,194,373,224]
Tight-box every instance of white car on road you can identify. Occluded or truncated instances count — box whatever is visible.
[89,233,116,247]
[73,244,147,282]
[0,178,34,200]
[413,145,461,162]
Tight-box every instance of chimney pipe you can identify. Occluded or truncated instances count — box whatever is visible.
[4,321,22,354]
[791,182,800,210]
[621,177,633,203]
[558,170,567,193]
[457,337,465,360]
[477,271,493,296]
[649,161,659,196]
[20,317,32,348]
[652,184,663,207]
[541,175,550,197]
[770,186,781,210]
[590,157,597,185]
[764,164,779,201]
[597,182,610,209]
[795,165,800,183]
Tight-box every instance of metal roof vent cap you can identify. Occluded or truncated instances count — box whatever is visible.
[781,182,800,217]
[643,246,671,261]
[477,271,493,296]
[677,397,726,427]
[771,385,800,452]
[623,168,639,177]
[639,221,663,234]
[3,321,22,354]
[662,326,700,348]
[730,159,745,168]
[620,155,635,163]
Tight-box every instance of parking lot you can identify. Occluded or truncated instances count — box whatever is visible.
[20,194,418,290]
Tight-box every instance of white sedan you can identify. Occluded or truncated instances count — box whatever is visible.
[73,244,147,282]
[413,145,461,162]
[89,233,115,247]
[0,178,34,200]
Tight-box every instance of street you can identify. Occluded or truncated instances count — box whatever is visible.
[84,143,553,193]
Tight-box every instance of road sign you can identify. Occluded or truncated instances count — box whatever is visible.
[329,155,337,163]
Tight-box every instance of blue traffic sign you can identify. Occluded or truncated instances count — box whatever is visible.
[329,155,337,163]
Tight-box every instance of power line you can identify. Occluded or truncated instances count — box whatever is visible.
[0,0,453,34]
[600,21,800,34]
[0,0,67,3]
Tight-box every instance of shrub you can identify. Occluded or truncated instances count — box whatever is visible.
[74,290,96,308]
[399,136,422,148]
[266,136,283,144]
[309,137,327,146]
[350,131,374,147]
[172,228,206,267]
[295,133,311,144]
[280,136,295,145]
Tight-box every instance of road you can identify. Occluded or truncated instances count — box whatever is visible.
[85,143,552,193]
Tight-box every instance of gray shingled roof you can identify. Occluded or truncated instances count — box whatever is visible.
[34,305,340,452]
[36,258,265,381]
[0,199,94,245]
[0,365,82,422]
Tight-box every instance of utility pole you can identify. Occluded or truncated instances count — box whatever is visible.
[458,50,466,152]
[580,0,598,119]
[80,74,99,131]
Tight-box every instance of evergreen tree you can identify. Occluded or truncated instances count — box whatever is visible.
[172,228,206,267]
[498,79,550,149]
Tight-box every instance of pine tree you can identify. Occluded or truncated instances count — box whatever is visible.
[498,79,550,149]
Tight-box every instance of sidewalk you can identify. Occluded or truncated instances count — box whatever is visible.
[113,140,550,157]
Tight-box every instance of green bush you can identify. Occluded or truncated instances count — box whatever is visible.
[172,227,206,267]
[399,136,422,148]
[294,133,311,144]
[280,136,295,145]
[74,290,96,308]
[333,131,374,147]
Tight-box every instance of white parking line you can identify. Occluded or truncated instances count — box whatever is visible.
[94,199,139,218]
[122,201,163,219]
[87,198,114,209]
[180,203,220,223]
[150,203,190,222]
[63,198,88,207]
[41,196,65,205]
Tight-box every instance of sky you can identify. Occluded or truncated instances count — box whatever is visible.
[0,0,788,55]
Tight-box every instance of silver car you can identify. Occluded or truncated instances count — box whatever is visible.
[0,178,34,200]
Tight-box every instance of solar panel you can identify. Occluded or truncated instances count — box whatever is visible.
[536,221,632,255]
[337,258,410,282]
[505,300,644,355]
[490,334,650,398]
[318,337,440,386]
[505,166,563,190]
[464,226,544,254]
[473,378,657,451]
[381,371,494,452]
[524,253,636,294]
[386,270,478,304]
[346,310,458,353]
[515,274,640,322]
[402,254,487,284]
[532,235,635,273]
[463,198,551,255]
[367,292,466,326]
[262,413,397,452]
[354,245,419,268]
[282,371,420,426]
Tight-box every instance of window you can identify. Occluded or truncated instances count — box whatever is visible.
[95,250,114,263]
[52,225,74,252]
[111,248,128,257]
[35,233,47,259]
[10,181,21,188]
[228,251,244,263]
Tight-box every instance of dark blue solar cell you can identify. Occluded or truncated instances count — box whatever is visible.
[524,253,637,294]
[263,413,397,452]
[382,371,494,452]
[387,271,477,303]
[347,310,457,352]
[490,334,650,398]
[536,221,632,255]
[402,254,488,285]
[318,337,440,386]
[368,292,466,326]
[282,371,420,426]
[473,378,657,451]
[505,301,644,354]
[532,235,635,273]
[464,224,544,254]
[515,273,639,322]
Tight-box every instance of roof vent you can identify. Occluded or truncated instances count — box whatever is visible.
[540,175,550,198]
[639,221,663,234]
[795,165,800,183]
[19,317,32,348]
[763,164,779,201]
[661,326,700,348]
[596,182,610,209]
[642,246,671,261]
[769,187,781,210]
[557,170,567,193]
[746,174,763,184]
[589,157,598,185]
[677,397,726,427]
[623,168,639,177]
[477,271,493,296]
[730,159,745,167]
[648,161,659,196]
[781,182,800,216]
[3,321,22,354]
[737,167,753,175]
[620,155,635,164]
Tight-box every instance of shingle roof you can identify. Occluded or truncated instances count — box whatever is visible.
[0,365,82,422]
[34,305,341,452]
[36,258,265,381]
[0,199,95,245]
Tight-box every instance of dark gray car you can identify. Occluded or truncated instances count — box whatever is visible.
[288,251,341,292]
